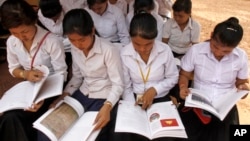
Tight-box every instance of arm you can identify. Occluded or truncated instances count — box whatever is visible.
[94,47,124,130]
[116,9,130,46]
[179,69,193,100]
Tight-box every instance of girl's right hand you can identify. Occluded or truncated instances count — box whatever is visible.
[179,87,190,100]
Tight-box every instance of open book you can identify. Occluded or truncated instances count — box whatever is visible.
[0,65,64,113]
[115,100,187,140]
[33,96,100,141]
[185,88,249,121]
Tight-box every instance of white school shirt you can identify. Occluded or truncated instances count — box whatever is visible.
[121,40,179,101]
[162,18,201,54]
[6,25,67,79]
[156,0,173,18]
[126,11,164,41]
[64,36,124,106]
[85,3,130,46]
[110,0,128,15]
[59,0,87,12]
[181,42,249,101]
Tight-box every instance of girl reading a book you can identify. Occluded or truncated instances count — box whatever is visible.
[177,17,249,141]
[119,12,179,141]
[37,8,124,141]
[0,0,67,141]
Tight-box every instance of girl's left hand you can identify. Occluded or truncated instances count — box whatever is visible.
[237,83,250,99]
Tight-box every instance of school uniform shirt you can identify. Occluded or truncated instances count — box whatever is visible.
[110,0,128,15]
[181,42,249,102]
[126,11,164,41]
[121,40,179,101]
[64,36,124,106]
[162,18,201,54]
[156,0,172,18]
[38,4,79,52]
[85,3,130,46]
[59,0,87,12]
[6,25,67,79]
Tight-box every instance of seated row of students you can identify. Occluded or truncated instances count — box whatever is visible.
[37,0,200,59]
[1,0,249,141]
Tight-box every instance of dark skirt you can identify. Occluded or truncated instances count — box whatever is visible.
[176,105,239,141]
[0,96,56,141]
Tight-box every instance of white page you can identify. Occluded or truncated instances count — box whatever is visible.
[60,111,100,141]
[115,100,151,139]
[35,74,64,103]
[146,102,187,139]
[30,65,49,104]
[0,81,34,112]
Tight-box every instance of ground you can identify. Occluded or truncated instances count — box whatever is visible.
[191,0,250,124]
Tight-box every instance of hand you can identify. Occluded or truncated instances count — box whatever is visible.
[49,92,69,108]
[179,87,190,100]
[26,69,44,82]
[237,83,250,99]
[93,104,111,131]
[136,87,156,110]
[25,100,44,112]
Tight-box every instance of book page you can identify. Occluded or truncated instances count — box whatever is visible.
[33,96,84,141]
[212,89,249,120]
[115,100,151,139]
[34,74,64,103]
[185,89,219,116]
[60,111,100,141]
[0,81,34,113]
[146,101,187,139]
[31,65,49,104]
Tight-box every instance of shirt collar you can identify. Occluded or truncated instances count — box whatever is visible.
[172,17,193,30]
[199,41,240,59]
[121,41,165,60]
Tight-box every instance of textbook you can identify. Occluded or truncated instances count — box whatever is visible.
[33,96,100,141]
[115,100,188,139]
[0,65,64,113]
[185,88,249,121]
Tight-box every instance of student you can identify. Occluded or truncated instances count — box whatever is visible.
[85,0,130,48]
[38,0,85,81]
[162,0,200,58]
[109,0,128,16]
[38,8,124,141]
[0,0,67,141]
[120,12,179,141]
[177,17,249,141]
[156,0,173,19]
[126,0,164,41]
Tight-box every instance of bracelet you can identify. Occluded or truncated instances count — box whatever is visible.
[104,101,113,108]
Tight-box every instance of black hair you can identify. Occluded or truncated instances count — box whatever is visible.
[39,0,62,18]
[129,12,157,40]
[0,0,37,29]
[87,0,107,8]
[211,17,243,47]
[172,0,192,14]
[63,9,94,36]
[133,0,155,15]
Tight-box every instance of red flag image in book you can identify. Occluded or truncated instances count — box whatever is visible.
[160,119,178,127]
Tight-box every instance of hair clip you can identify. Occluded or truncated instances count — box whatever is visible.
[227,27,237,32]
